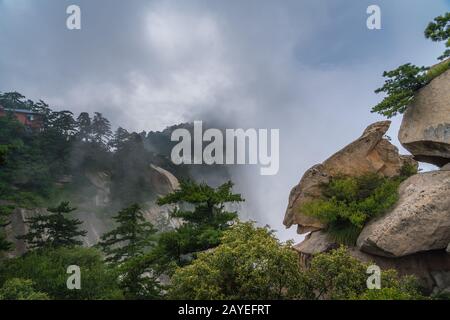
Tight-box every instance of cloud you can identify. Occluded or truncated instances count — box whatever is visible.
[0,0,449,241]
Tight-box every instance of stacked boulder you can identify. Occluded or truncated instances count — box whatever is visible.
[284,75,450,294]
[398,68,450,167]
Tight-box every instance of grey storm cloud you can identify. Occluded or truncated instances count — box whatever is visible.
[0,0,448,240]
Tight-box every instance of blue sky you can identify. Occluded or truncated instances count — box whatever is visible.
[1,0,449,240]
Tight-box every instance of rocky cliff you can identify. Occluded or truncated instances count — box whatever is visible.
[284,121,416,234]
[399,67,450,167]
[5,164,180,256]
[285,117,450,294]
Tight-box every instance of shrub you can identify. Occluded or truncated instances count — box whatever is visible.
[301,172,408,245]
[167,222,303,300]
[0,247,123,300]
[0,278,49,300]
[300,247,424,300]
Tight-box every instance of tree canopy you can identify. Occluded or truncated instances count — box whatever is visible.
[372,12,450,118]
[17,202,86,250]
[156,180,243,265]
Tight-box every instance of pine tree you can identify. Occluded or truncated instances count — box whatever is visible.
[0,205,13,253]
[425,12,450,60]
[156,180,244,264]
[92,112,112,147]
[0,145,8,166]
[109,127,130,151]
[98,204,157,264]
[76,112,92,142]
[18,202,86,250]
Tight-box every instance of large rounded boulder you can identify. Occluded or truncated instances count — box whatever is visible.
[357,170,450,257]
[399,66,450,167]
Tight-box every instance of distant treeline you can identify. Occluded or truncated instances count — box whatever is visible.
[0,91,229,209]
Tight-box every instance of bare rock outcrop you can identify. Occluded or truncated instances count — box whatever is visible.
[284,121,417,234]
[149,164,180,196]
[357,171,450,257]
[4,207,47,257]
[398,66,450,167]
[86,171,111,207]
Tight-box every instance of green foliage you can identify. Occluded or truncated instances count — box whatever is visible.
[0,94,71,206]
[298,247,368,299]
[17,201,87,250]
[0,278,49,300]
[431,291,450,300]
[156,180,243,265]
[372,12,450,118]
[299,247,423,300]
[0,247,122,299]
[98,204,160,299]
[0,92,34,110]
[167,222,303,300]
[98,204,157,264]
[371,64,429,118]
[0,205,14,253]
[92,112,112,146]
[302,173,405,245]
[425,12,450,60]
[399,162,419,179]
[110,131,156,206]
[0,144,8,166]
[116,253,162,300]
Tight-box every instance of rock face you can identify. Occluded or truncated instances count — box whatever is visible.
[284,121,417,233]
[398,67,450,167]
[357,171,450,257]
[86,171,111,207]
[4,207,47,257]
[294,230,450,294]
[4,164,181,255]
[149,164,180,196]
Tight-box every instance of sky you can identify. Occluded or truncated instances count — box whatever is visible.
[1,0,449,241]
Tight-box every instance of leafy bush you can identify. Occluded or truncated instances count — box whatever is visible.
[0,205,14,254]
[300,247,424,300]
[0,247,123,300]
[301,172,410,245]
[0,278,49,300]
[167,222,303,300]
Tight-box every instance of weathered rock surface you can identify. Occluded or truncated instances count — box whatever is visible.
[398,66,450,167]
[293,231,338,256]
[4,164,181,255]
[284,121,417,233]
[149,164,180,196]
[357,170,450,257]
[86,171,111,207]
[294,231,450,294]
[4,207,47,258]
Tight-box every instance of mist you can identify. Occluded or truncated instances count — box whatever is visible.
[1,0,449,241]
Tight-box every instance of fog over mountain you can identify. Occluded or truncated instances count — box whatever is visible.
[0,0,447,240]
